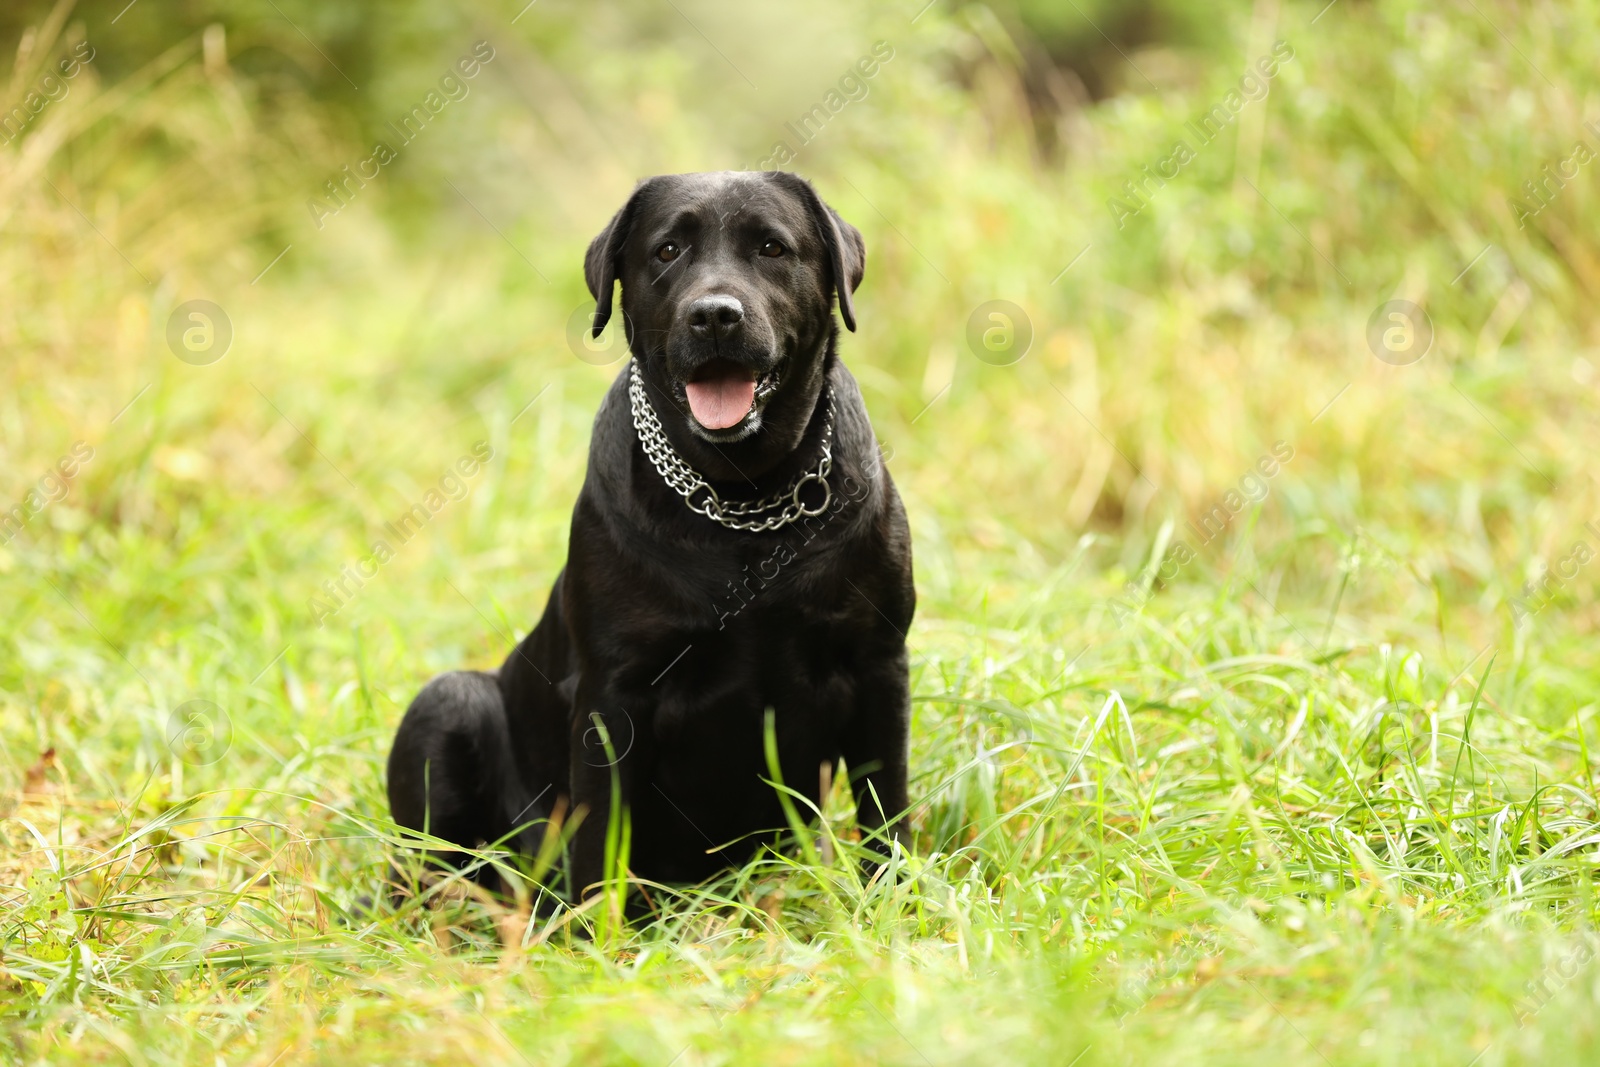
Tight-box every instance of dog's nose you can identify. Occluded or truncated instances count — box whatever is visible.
[685,295,745,340]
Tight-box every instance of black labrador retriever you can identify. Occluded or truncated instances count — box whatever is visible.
[386,171,914,901]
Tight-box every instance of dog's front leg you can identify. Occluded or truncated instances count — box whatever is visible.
[843,646,912,859]
[566,688,646,901]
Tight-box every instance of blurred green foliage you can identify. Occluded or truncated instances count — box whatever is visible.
[5,0,1600,1062]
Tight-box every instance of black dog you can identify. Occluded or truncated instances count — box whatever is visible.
[386,171,914,900]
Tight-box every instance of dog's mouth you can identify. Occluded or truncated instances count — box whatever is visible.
[681,359,782,434]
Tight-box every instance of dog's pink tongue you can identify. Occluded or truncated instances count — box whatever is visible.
[685,375,756,430]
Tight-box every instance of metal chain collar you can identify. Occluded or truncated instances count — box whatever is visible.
[628,359,835,532]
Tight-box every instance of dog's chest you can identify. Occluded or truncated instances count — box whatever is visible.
[648,604,859,744]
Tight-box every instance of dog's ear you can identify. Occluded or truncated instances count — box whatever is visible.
[774,173,866,332]
[584,178,658,338]
[822,202,866,333]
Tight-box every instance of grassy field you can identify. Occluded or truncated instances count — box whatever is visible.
[5,0,1600,1062]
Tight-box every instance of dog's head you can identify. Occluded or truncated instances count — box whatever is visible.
[585,172,864,460]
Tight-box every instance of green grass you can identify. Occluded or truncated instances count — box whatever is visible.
[5,0,1600,1062]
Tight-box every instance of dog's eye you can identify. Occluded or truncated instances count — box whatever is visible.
[656,242,681,263]
[760,240,785,258]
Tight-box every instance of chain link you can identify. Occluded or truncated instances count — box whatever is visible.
[629,359,835,532]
